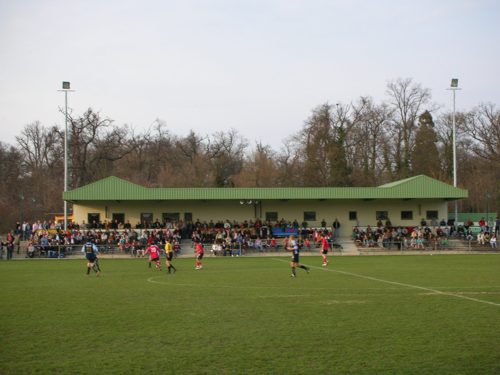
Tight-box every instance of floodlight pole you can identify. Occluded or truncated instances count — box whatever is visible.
[65,89,69,231]
[58,82,74,231]
[448,79,461,229]
[452,87,458,228]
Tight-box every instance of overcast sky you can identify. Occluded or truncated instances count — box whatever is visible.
[1,0,499,149]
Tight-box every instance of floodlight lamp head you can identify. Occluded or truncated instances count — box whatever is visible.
[450,78,458,88]
[62,81,70,90]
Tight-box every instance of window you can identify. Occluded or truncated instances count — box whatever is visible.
[426,210,439,220]
[112,213,125,225]
[349,211,357,221]
[87,213,100,227]
[303,211,316,221]
[376,211,388,220]
[163,212,180,222]
[266,212,278,221]
[184,212,193,222]
[140,213,153,226]
[401,211,413,220]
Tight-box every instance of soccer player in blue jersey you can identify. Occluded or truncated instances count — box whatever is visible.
[286,235,309,277]
[82,240,101,276]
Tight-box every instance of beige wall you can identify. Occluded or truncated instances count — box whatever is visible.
[73,199,450,237]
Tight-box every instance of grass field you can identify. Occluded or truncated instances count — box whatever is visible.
[1,254,500,374]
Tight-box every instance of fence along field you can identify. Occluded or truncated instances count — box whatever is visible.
[1,254,499,374]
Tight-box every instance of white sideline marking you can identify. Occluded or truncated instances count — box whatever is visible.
[419,291,500,296]
[430,286,500,289]
[273,259,500,308]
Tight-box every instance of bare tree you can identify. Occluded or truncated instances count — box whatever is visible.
[16,121,62,172]
[233,142,278,187]
[297,103,354,186]
[435,111,470,182]
[274,135,302,187]
[349,97,391,185]
[56,108,112,188]
[0,142,23,231]
[1,77,498,229]
[462,104,500,214]
[300,103,334,185]
[90,124,138,181]
[207,129,248,187]
[58,108,136,187]
[463,104,500,166]
[385,78,433,178]
[175,130,211,185]
[15,122,63,219]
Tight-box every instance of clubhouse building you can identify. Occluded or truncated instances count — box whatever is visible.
[63,175,468,238]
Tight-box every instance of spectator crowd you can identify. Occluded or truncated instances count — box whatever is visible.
[1,215,498,259]
[1,217,342,259]
[352,217,499,250]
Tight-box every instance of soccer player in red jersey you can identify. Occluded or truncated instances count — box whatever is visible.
[321,235,330,266]
[194,240,204,270]
[145,243,162,270]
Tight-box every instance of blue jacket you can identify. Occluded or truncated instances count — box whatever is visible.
[82,242,99,254]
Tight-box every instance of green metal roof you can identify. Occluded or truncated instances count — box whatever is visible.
[378,175,423,188]
[63,175,468,201]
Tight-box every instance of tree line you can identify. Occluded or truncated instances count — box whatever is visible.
[0,78,498,232]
